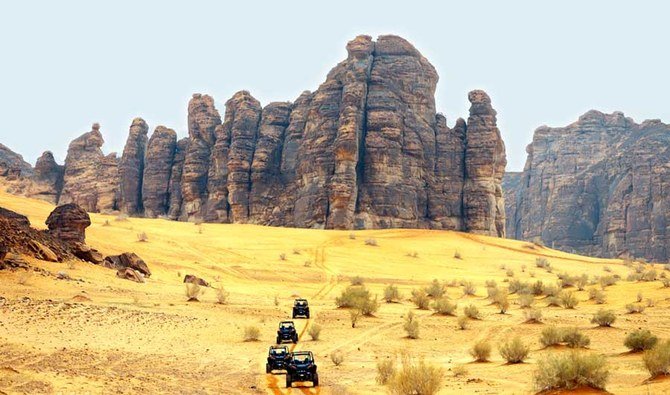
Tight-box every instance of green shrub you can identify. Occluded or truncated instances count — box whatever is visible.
[470,340,492,362]
[643,340,670,377]
[518,294,535,308]
[425,279,446,298]
[624,329,658,352]
[534,352,609,391]
[562,327,590,348]
[431,297,457,316]
[499,337,529,363]
[544,284,560,297]
[404,311,420,339]
[463,304,480,319]
[625,303,645,314]
[384,284,402,303]
[559,291,579,309]
[591,309,616,327]
[411,289,431,310]
[540,326,565,347]
[386,357,444,395]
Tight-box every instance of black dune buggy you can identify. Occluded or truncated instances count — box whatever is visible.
[276,321,298,344]
[286,351,319,388]
[292,298,310,319]
[266,345,290,373]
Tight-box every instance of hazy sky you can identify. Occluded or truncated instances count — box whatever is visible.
[1,1,668,171]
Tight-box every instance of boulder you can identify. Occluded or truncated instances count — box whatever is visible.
[46,203,91,244]
[71,242,104,264]
[0,241,7,262]
[0,207,30,227]
[103,252,151,277]
[28,240,59,262]
[183,274,209,287]
[116,267,145,283]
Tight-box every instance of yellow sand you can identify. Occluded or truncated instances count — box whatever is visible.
[1,190,669,394]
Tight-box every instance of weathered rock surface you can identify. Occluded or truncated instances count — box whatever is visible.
[507,111,670,261]
[167,138,189,219]
[183,274,209,287]
[103,252,151,277]
[116,267,145,283]
[0,207,31,227]
[0,143,32,179]
[45,203,91,244]
[118,118,148,215]
[142,126,177,217]
[502,172,522,238]
[59,124,120,212]
[30,151,64,203]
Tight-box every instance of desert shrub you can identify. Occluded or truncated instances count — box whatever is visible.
[661,278,670,288]
[485,279,497,288]
[349,232,356,240]
[243,326,260,341]
[304,260,312,267]
[559,291,579,309]
[486,286,500,300]
[350,275,365,285]
[215,287,229,304]
[544,284,560,297]
[292,248,301,255]
[470,340,492,362]
[506,269,515,278]
[274,295,279,306]
[102,219,111,226]
[331,350,344,366]
[406,251,419,258]
[531,280,545,296]
[624,329,658,352]
[358,296,380,316]
[508,279,524,294]
[349,309,361,328]
[529,270,537,278]
[499,337,529,363]
[425,279,446,298]
[365,238,378,246]
[185,283,202,301]
[336,285,378,315]
[576,274,589,291]
[279,253,286,261]
[452,365,468,377]
[627,272,641,282]
[308,323,322,340]
[647,298,655,307]
[536,257,550,268]
[432,297,457,316]
[524,308,543,323]
[625,303,645,314]
[546,296,561,307]
[454,249,462,259]
[541,326,565,347]
[562,327,590,348]
[558,273,577,288]
[591,309,616,327]
[494,291,510,314]
[534,352,609,391]
[636,292,644,303]
[500,264,507,270]
[643,340,670,377]
[588,288,606,304]
[376,359,396,385]
[463,304,480,319]
[137,231,148,242]
[384,284,402,303]
[457,315,469,330]
[462,281,476,296]
[404,311,420,339]
[518,294,535,308]
[411,289,431,310]
[635,263,646,273]
[386,357,444,395]
[599,275,617,288]
[603,266,612,273]
[522,264,527,272]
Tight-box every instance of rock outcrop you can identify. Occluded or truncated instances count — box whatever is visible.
[0,143,32,179]
[507,111,670,261]
[45,203,91,244]
[1,35,508,236]
[118,118,148,215]
[502,172,522,238]
[30,151,64,203]
[103,252,151,277]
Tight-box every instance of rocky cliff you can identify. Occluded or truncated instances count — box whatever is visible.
[0,143,32,179]
[0,35,507,236]
[507,110,670,261]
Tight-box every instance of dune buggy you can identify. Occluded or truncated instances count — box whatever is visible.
[266,345,290,373]
[292,298,310,319]
[286,351,319,388]
[276,320,298,344]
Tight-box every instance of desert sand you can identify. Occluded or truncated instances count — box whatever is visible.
[1,191,670,394]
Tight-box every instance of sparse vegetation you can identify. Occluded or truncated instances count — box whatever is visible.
[591,309,616,327]
[383,284,402,303]
[365,238,378,246]
[506,269,514,278]
[452,365,468,377]
[350,275,365,285]
[499,337,529,363]
[524,308,543,323]
[536,257,550,269]
[376,359,395,385]
[494,291,510,314]
[425,279,446,298]
[215,287,229,304]
[562,327,591,348]
[559,291,579,309]
[406,251,419,258]
[349,309,361,328]
[643,340,670,377]
[470,340,492,362]
[625,303,645,314]
[411,289,431,310]
[457,316,469,330]
[243,326,260,341]
[599,275,617,288]
[534,352,609,391]
[137,231,149,242]
[624,329,658,352]
[462,281,476,296]
[540,326,564,347]
[331,350,344,366]
[431,297,457,316]
[588,288,607,304]
[403,311,420,339]
[463,304,480,319]
[454,250,462,259]
[279,253,286,261]
[335,284,378,315]
[386,355,444,395]
[185,283,202,301]
[348,232,356,240]
[518,294,535,308]
[115,214,129,222]
[308,323,322,340]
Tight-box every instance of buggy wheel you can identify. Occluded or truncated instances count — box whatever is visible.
[305,311,310,319]
[276,336,281,344]
[313,373,319,387]
[286,375,292,388]
[266,363,271,374]
[293,334,298,343]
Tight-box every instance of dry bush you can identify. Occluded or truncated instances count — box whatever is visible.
[425,279,446,298]
[454,250,462,259]
[463,304,480,319]
[642,269,658,281]
[384,284,402,303]
[292,248,301,255]
[406,251,419,258]
[591,309,616,327]
[470,340,492,362]
[521,264,527,272]
[215,287,229,304]
[331,350,344,366]
[531,280,545,296]
[452,365,468,377]
[279,253,286,261]
[647,298,655,308]
[136,231,148,242]
[599,275,618,288]
[349,309,361,328]
[404,311,420,339]
[661,278,670,288]
[536,257,550,269]
[457,316,469,330]
[546,296,561,307]
[562,327,590,348]
[243,326,260,341]
[588,288,607,304]
[348,232,356,240]
[499,337,529,363]
[541,326,565,347]
[529,270,536,278]
[17,271,32,285]
[524,308,543,323]
[559,291,579,309]
[494,291,510,314]
[336,285,378,316]
[365,238,378,246]
[500,264,507,270]
[462,281,476,296]
[534,352,609,391]
[274,295,279,306]
[625,303,645,314]
[603,266,612,273]
[411,289,431,310]
[308,323,322,340]
[102,219,111,227]
[386,356,444,395]
[358,295,380,316]
[518,294,535,308]
[506,269,515,278]
[624,329,658,352]
[485,279,497,288]
[644,340,670,377]
[376,359,396,385]
[487,286,500,300]
[185,283,202,301]
[350,275,365,285]
[636,292,643,303]
[543,284,560,297]
[304,260,312,267]
[431,297,457,316]
[576,274,589,290]
[329,385,351,395]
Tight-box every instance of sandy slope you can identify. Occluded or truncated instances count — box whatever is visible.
[1,191,670,394]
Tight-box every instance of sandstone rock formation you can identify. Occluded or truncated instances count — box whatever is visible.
[1,35,508,236]
[45,203,91,244]
[118,118,148,215]
[502,172,521,239]
[30,151,64,203]
[0,143,32,179]
[116,267,145,283]
[103,252,151,277]
[507,111,670,261]
[59,124,120,212]
[183,274,209,287]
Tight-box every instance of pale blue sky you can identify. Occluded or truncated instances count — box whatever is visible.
[1,0,668,171]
